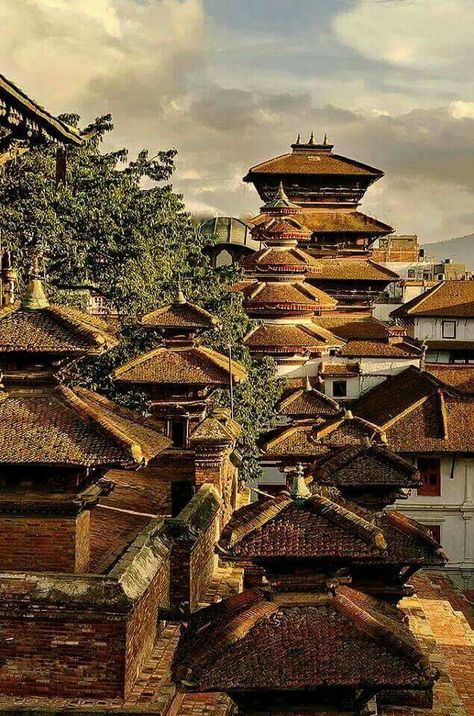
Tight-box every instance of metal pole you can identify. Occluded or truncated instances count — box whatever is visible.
[228,343,234,419]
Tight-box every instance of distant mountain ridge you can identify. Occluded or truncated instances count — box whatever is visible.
[422,233,474,270]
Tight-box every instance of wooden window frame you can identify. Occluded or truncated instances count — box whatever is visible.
[332,380,347,398]
[417,457,441,497]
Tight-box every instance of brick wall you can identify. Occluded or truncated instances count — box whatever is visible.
[0,510,90,573]
[0,520,171,699]
[194,446,238,528]
[166,484,221,612]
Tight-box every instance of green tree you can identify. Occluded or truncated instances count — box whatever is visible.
[0,114,281,481]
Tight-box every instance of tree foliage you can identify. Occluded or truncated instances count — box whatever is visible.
[0,114,281,481]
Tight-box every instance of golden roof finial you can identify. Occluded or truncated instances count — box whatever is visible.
[323,133,328,145]
[304,374,312,392]
[295,133,301,145]
[175,281,186,305]
[22,247,49,311]
[308,131,316,146]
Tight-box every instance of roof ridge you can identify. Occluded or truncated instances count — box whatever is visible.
[112,346,166,379]
[47,305,116,349]
[384,511,446,555]
[57,385,144,464]
[308,494,386,549]
[332,591,427,668]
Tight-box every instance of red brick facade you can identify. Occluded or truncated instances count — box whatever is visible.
[0,510,90,573]
[167,484,221,611]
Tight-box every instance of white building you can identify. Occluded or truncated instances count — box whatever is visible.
[353,365,474,588]
[391,280,474,364]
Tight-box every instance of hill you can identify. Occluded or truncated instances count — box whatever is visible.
[422,233,474,269]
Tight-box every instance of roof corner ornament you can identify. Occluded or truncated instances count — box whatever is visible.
[308,131,316,146]
[304,374,312,392]
[289,462,311,502]
[323,133,328,146]
[344,408,354,420]
[295,133,301,145]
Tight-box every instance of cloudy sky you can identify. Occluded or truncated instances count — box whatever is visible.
[1,0,474,242]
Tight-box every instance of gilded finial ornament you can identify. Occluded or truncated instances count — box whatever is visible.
[289,462,311,501]
[308,131,316,145]
[175,281,186,305]
[21,247,49,311]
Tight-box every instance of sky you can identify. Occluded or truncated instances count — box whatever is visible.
[1,0,474,243]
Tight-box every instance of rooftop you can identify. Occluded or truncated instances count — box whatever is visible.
[0,301,118,355]
[141,292,218,331]
[113,345,247,386]
[0,385,171,468]
[276,382,341,419]
[314,258,399,282]
[236,280,337,313]
[244,321,344,354]
[174,585,434,695]
[391,280,474,318]
[252,209,393,236]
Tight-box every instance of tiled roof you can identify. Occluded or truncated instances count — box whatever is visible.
[316,313,396,340]
[252,210,393,235]
[0,302,118,354]
[381,511,446,565]
[340,339,422,358]
[353,366,474,453]
[352,366,441,428]
[141,299,218,330]
[244,322,344,354]
[313,444,420,489]
[250,216,312,241]
[242,247,321,274]
[190,410,241,444]
[261,422,329,458]
[276,386,341,418]
[391,281,474,318]
[237,280,337,312]
[174,586,434,693]
[426,364,474,393]
[320,362,360,377]
[313,258,399,282]
[0,385,171,467]
[313,414,384,448]
[219,492,386,559]
[113,345,247,385]
[244,149,384,177]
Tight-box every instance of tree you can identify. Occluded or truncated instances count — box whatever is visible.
[0,114,281,482]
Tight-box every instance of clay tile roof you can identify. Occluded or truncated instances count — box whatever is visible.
[313,445,420,488]
[391,280,474,318]
[0,302,118,354]
[242,247,321,274]
[261,423,328,458]
[112,345,247,385]
[244,322,344,354]
[298,210,393,235]
[316,313,394,340]
[239,281,337,312]
[141,300,218,329]
[219,491,386,559]
[380,512,447,565]
[276,386,341,418]
[244,149,384,178]
[340,339,422,358]
[174,586,433,693]
[0,385,171,468]
[352,366,441,429]
[320,362,360,377]
[313,414,383,448]
[189,413,241,444]
[315,258,399,282]
[426,364,474,394]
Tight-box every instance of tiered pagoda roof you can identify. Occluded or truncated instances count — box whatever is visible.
[251,209,393,239]
[232,280,337,315]
[241,246,322,275]
[140,290,218,331]
[244,321,343,356]
[173,585,435,696]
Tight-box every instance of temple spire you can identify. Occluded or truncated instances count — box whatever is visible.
[174,281,186,305]
[289,462,311,501]
[304,374,312,392]
[295,133,301,145]
[21,249,49,311]
[308,131,316,146]
[323,133,328,145]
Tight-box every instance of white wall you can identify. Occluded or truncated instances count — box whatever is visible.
[415,316,474,342]
[393,455,474,588]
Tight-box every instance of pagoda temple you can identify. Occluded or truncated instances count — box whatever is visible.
[244,134,398,312]
[230,184,344,373]
[173,468,440,714]
[113,289,247,519]
[0,260,171,574]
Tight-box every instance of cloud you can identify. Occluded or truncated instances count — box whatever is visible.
[333,0,474,72]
